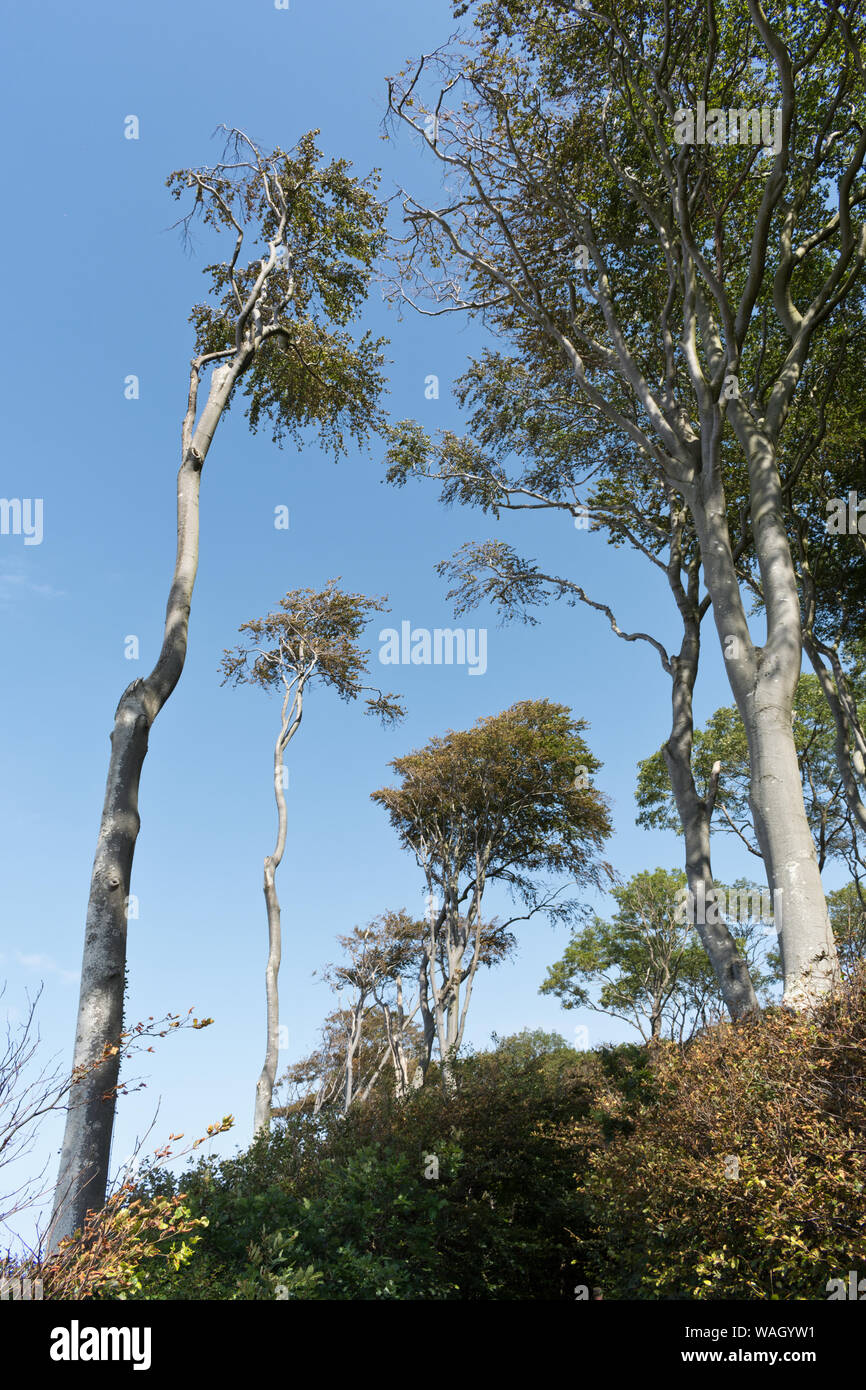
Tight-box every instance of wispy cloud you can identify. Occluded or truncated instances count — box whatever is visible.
[0,571,66,603]
[15,951,79,985]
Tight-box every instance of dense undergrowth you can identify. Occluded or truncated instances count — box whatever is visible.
[19,970,866,1301]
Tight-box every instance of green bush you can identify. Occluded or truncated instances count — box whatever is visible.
[130,1000,866,1302]
[581,971,866,1299]
[133,1030,600,1300]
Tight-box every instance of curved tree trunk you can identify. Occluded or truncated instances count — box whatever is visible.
[253,687,296,1135]
[662,529,761,1019]
[803,634,866,837]
[664,646,760,1019]
[49,360,241,1250]
[255,864,283,1134]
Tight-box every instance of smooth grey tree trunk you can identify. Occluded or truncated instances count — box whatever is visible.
[343,1005,364,1113]
[689,443,839,1007]
[664,630,760,1019]
[381,978,411,1099]
[253,686,296,1135]
[499,541,760,1016]
[49,361,242,1250]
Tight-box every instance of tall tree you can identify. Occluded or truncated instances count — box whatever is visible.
[51,130,388,1247]
[387,0,866,1004]
[372,699,613,1085]
[637,674,866,886]
[757,323,866,843]
[389,367,758,1018]
[220,584,404,1134]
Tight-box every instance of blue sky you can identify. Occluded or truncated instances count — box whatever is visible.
[0,0,822,1246]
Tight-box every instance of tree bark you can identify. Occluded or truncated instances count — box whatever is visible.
[253,686,295,1135]
[688,443,839,1007]
[49,360,241,1249]
[382,979,410,1099]
[415,952,436,1087]
[664,638,760,1019]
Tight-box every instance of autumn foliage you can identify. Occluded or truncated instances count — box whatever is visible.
[580,969,866,1299]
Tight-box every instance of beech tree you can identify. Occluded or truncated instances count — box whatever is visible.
[345,911,427,1103]
[220,584,404,1134]
[317,917,418,1112]
[51,129,388,1247]
[760,327,866,845]
[372,699,612,1085]
[274,912,426,1115]
[388,360,758,1019]
[385,250,866,1026]
[540,868,773,1044]
[387,0,866,1004]
[638,674,866,883]
[1,993,211,1243]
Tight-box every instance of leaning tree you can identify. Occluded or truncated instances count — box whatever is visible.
[50,129,388,1247]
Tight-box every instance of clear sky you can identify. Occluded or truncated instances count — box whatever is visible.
[0,0,824,1248]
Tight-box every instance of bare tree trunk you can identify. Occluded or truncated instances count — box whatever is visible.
[746,695,838,999]
[689,443,839,1006]
[253,687,296,1135]
[49,360,242,1250]
[664,632,760,1019]
[434,907,463,1093]
[342,995,367,1114]
[382,979,410,1099]
[414,918,437,1087]
[255,864,282,1135]
[805,637,866,833]
[442,979,459,1094]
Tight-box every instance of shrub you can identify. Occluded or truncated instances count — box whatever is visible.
[3,1184,208,1301]
[581,971,866,1299]
[133,1031,602,1299]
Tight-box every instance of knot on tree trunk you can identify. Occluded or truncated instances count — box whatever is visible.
[115,678,144,718]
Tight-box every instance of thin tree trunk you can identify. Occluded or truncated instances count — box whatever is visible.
[253,685,296,1135]
[49,359,242,1249]
[664,644,760,1019]
[661,516,762,1018]
[414,914,438,1087]
[382,979,410,1099]
[343,1006,363,1114]
[805,636,866,834]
